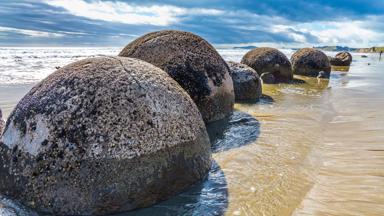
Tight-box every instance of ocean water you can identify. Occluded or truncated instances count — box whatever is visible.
[0,47,383,216]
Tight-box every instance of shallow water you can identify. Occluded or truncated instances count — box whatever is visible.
[0,48,383,215]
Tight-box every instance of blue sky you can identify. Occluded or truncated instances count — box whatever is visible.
[0,0,383,47]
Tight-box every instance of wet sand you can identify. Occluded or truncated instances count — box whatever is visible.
[220,56,384,215]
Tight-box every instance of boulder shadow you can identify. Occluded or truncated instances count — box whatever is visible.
[259,94,274,105]
[119,161,228,216]
[235,94,274,105]
[207,111,260,153]
[290,78,306,84]
[331,65,350,72]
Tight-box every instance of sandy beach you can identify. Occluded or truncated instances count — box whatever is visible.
[0,84,35,118]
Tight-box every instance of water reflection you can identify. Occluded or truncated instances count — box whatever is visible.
[331,65,350,72]
[207,111,260,153]
[120,161,228,216]
[265,76,330,97]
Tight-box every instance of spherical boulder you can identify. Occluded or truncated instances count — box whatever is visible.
[0,108,4,135]
[291,48,331,78]
[240,47,293,83]
[329,51,352,66]
[118,30,234,123]
[0,57,211,215]
[227,61,262,101]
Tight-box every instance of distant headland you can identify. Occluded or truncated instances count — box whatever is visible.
[232,45,384,53]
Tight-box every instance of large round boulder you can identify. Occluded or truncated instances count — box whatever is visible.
[330,51,352,66]
[291,48,331,78]
[240,47,293,83]
[0,57,211,215]
[227,61,262,101]
[118,30,234,123]
[0,108,4,135]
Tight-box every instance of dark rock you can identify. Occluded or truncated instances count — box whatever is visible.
[260,72,276,84]
[361,55,368,58]
[227,61,262,101]
[119,30,234,123]
[0,57,211,215]
[240,47,293,83]
[291,48,331,78]
[330,52,352,66]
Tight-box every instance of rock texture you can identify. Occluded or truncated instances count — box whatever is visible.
[240,47,293,83]
[260,72,276,84]
[0,195,38,216]
[227,61,262,101]
[291,48,331,78]
[0,108,4,135]
[0,57,211,215]
[330,52,352,66]
[118,30,234,123]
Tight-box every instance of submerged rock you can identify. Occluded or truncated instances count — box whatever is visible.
[119,30,234,123]
[0,108,4,135]
[291,48,331,78]
[227,61,262,101]
[0,57,211,215]
[330,52,352,66]
[240,47,293,83]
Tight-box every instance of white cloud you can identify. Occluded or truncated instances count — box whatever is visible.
[43,0,224,26]
[271,25,308,43]
[0,26,65,37]
[292,17,384,47]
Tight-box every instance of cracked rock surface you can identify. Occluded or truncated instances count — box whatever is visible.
[0,56,211,215]
[119,30,234,123]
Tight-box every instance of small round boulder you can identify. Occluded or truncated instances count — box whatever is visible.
[0,57,211,215]
[330,51,352,66]
[291,48,331,78]
[119,30,234,123]
[227,61,262,101]
[240,47,293,83]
